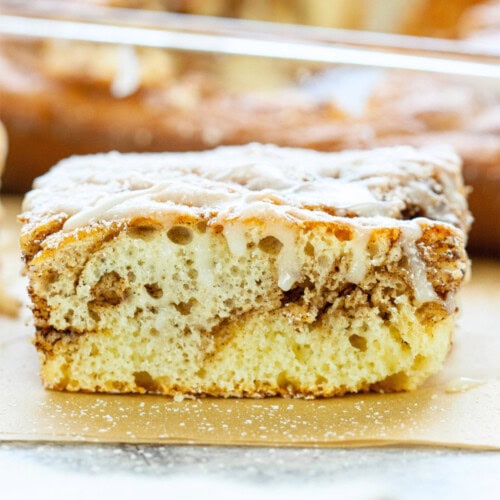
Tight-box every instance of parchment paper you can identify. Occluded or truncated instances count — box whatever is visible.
[1,196,499,448]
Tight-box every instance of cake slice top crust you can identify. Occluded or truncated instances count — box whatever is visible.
[21,144,470,239]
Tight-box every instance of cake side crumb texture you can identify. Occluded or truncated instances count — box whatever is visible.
[20,144,471,397]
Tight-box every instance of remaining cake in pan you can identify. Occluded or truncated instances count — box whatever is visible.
[20,144,471,397]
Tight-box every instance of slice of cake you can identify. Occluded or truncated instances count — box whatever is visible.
[20,144,471,397]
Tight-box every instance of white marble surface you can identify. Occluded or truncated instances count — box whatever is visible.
[1,443,499,499]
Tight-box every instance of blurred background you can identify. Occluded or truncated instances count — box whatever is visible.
[0,0,498,255]
[77,0,489,36]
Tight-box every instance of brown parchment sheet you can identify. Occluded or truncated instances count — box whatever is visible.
[1,196,499,448]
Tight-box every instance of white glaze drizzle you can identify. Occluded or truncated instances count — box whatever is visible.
[272,225,302,292]
[345,227,371,284]
[443,292,457,315]
[63,186,157,231]
[400,222,439,304]
[222,223,247,257]
[223,220,301,292]
[192,234,214,289]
